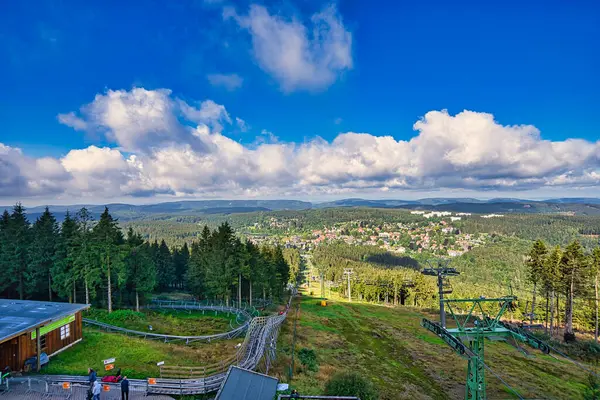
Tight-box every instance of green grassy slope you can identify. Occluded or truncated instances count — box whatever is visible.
[271,291,589,400]
[43,328,240,379]
[85,308,237,336]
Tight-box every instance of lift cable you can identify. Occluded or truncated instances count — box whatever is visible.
[481,361,525,400]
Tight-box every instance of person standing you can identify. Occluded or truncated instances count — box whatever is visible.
[121,376,130,400]
[88,368,97,385]
[92,380,102,400]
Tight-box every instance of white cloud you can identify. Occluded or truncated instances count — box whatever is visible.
[58,88,235,151]
[178,99,231,133]
[4,87,600,202]
[225,4,352,92]
[207,73,244,91]
[57,112,87,131]
[236,117,249,132]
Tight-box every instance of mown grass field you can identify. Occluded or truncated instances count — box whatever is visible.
[43,328,241,379]
[85,308,238,336]
[270,285,590,400]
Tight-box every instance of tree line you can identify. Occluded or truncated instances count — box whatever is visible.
[313,242,436,306]
[0,204,298,312]
[525,239,600,342]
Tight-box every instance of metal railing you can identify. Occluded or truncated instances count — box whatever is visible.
[83,301,255,344]
[17,291,295,396]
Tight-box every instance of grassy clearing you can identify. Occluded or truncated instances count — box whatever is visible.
[44,328,241,379]
[270,284,590,400]
[85,308,238,336]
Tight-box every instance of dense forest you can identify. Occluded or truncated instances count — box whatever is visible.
[313,238,600,343]
[458,214,600,248]
[0,204,300,312]
[313,242,437,307]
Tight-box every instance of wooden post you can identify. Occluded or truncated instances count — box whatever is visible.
[36,327,41,372]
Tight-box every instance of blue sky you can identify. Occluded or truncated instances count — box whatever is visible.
[0,0,599,204]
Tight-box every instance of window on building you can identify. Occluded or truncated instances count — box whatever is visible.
[60,324,70,340]
[40,334,47,351]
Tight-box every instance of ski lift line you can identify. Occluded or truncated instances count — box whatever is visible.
[542,341,600,378]
[481,361,525,400]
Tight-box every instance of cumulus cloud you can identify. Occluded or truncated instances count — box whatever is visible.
[207,73,244,91]
[57,88,233,152]
[4,87,600,201]
[224,4,352,92]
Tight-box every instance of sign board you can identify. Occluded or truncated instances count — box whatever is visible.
[156,361,164,366]
[31,315,75,339]
[148,378,157,385]
[61,382,71,390]
[105,364,114,371]
[102,385,110,392]
[103,358,116,365]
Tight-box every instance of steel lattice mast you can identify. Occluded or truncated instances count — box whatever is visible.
[422,259,459,328]
[421,295,549,400]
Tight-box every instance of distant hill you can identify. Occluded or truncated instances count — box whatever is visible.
[0,200,312,222]
[4,197,600,221]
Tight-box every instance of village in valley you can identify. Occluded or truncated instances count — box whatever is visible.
[244,210,501,258]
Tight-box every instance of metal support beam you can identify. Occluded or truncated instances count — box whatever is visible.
[343,268,354,302]
[438,273,446,328]
[36,327,41,372]
[466,335,485,400]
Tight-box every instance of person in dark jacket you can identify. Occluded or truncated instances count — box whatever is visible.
[121,376,130,400]
[88,368,97,385]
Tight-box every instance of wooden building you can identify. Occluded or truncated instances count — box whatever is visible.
[0,299,89,371]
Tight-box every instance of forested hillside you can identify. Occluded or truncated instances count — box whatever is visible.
[0,203,300,311]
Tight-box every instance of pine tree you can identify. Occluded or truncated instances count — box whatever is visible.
[205,223,239,305]
[542,245,562,336]
[74,207,99,304]
[283,247,301,285]
[124,228,156,311]
[187,226,211,298]
[244,240,261,306]
[93,207,124,313]
[8,203,32,299]
[156,240,174,291]
[591,247,600,343]
[0,210,11,295]
[52,211,80,302]
[29,207,59,300]
[560,240,588,342]
[173,243,190,290]
[526,239,547,324]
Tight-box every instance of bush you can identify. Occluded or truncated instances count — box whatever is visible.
[298,348,318,372]
[324,371,378,400]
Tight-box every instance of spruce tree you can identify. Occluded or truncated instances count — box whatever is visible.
[93,207,124,313]
[124,228,156,311]
[8,203,31,299]
[591,247,600,343]
[173,243,190,290]
[29,207,59,300]
[187,226,211,298]
[543,245,562,335]
[560,240,588,342]
[0,210,11,295]
[74,207,99,304]
[156,240,174,291]
[526,239,547,324]
[52,211,80,302]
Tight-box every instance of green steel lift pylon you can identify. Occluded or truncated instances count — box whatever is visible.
[421,295,549,400]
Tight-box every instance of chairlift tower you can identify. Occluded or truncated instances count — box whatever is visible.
[343,268,354,302]
[421,259,459,328]
[421,295,549,400]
